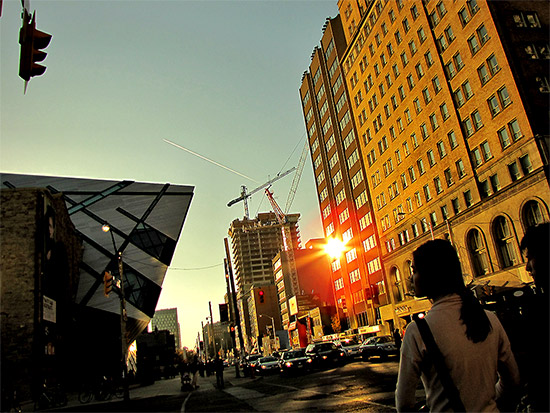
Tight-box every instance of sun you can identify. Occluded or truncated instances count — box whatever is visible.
[324,238,346,259]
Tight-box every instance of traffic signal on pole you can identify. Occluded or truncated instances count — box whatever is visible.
[19,10,52,82]
[258,290,264,303]
[103,271,113,297]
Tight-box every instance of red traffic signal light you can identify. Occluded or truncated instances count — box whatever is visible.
[258,290,264,303]
[19,10,52,82]
[103,271,113,297]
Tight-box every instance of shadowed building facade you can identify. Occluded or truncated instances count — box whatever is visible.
[1,173,193,400]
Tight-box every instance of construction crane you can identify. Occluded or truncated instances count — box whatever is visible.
[227,167,295,219]
[284,141,309,215]
[265,187,300,296]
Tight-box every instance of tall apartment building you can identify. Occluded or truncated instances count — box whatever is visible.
[331,0,549,330]
[299,15,387,334]
[228,212,300,351]
[151,308,182,350]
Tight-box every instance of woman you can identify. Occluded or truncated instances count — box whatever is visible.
[395,240,520,412]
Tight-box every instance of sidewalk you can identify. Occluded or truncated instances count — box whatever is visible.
[20,368,257,412]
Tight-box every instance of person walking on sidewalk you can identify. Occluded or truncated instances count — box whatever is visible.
[190,355,200,390]
[395,239,520,412]
[214,355,224,389]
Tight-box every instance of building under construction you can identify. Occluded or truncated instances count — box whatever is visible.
[228,212,300,352]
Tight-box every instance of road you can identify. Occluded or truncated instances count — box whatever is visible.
[47,357,425,412]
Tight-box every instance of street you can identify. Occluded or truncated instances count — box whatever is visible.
[47,358,425,412]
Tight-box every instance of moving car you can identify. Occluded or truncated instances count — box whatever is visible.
[359,336,399,361]
[304,342,346,369]
[338,338,362,359]
[241,354,262,374]
[279,348,310,375]
[255,356,279,375]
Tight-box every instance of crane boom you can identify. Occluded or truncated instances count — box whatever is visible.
[227,167,295,217]
[284,141,309,214]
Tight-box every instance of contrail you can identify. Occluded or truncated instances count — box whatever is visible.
[163,139,259,183]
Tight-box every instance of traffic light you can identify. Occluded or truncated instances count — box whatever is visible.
[258,290,264,303]
[103,271,113,297]
[19,10,52,82]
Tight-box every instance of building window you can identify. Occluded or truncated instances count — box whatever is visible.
[488,95,501,116]
[427,149,436,167]
[498,86,511,107]
[471,147,483,168]
[487,54,500,75]
[452,197,460,214]
[464,189,473,208]
[477,24,490,45]
[509,119,523,141]
[480,141,492,161]
[433,76,443,94]
[498,127,511,149]
[417,158,426,175]
[493,216,518,268]
[425,50,435,67]
[467,229,490,276]
[345,248,357,263]
[519,154,533,175]
[437,141,447,159]
[443,169,453,188]
[448,131,458,149]
[508,161,521,182]
[522,200,545,228]
[468,35,480,55]
[434,176,443,194]
[441,204,449,221]
[490,174,500,193]
[472,110,483,130]
[456,159,466,178]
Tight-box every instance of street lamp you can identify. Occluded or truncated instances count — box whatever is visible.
[259,314,277,350]
[102,224,130,402]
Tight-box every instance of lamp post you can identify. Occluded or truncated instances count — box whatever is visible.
[102,224,130,402]
[259,314,276,350]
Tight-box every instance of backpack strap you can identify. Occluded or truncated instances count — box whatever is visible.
[415,315,466,412]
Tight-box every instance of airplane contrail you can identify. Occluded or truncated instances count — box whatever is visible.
[163,139,259,183]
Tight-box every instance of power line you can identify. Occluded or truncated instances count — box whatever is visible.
[167,263,224,271]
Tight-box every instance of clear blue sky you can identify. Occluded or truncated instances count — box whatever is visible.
[1,0,338,349]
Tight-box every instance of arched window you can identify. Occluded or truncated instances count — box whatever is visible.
[522,200,544,228]
[405,260,414,291]
[391,267,405,302]
[493,216,518,269]
[467,228,489,276]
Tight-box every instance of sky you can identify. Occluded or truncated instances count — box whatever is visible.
[1,0,339,349]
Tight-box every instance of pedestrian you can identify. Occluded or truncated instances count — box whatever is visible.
[516,222,549,412]
[395,239,520,412]
[392,328,402,352]
[214,355,224,389]
[190,355,200,390]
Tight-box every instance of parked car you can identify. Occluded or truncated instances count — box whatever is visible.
[278,348,310,375]
[255,356,279,375]
[338,338,362,359]
[304,342,346,369]
[359,336,399,361]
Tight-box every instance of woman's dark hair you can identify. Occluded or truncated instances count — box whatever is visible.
[413,239,492,343]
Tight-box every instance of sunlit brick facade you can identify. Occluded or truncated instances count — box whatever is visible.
[300,15,386,335]
[302,0,549,333]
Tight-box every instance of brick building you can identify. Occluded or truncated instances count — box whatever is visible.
[300,0,549,334]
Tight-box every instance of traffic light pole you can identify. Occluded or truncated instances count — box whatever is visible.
[224,238,244,377]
